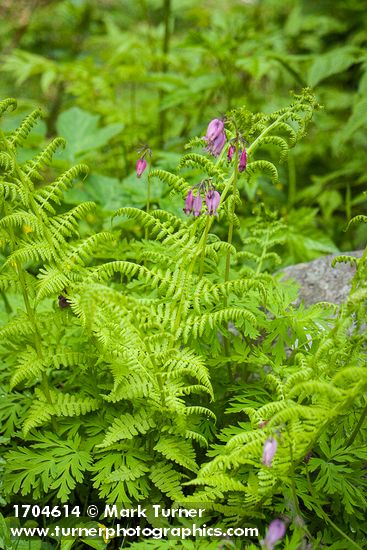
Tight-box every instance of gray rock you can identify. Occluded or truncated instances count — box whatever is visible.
[278,250,364,306]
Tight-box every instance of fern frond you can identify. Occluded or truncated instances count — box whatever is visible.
[346,215,367,231]
[185,406,216,421]
[185,430,209,447]
[50,202,96,239]
[178,153,225,181]
[0,152,15,173]
[150,462,184,499]
[258,135,289,162]
[66,232,115,266]
[10,348,45,389]
[0,97,17,116]
[98,409,156,448]
[331,255,360,267]
[182,307,257,341]
[35,267,69,300]
[154,436,198,473]
[8,108,43,146]
[23,137,66,179]
[246,160,279,184]
[0,316,33,341]
[51,391,101,417]
[150,169,189,194]
[0,211,44,235]
[34,164,89,214]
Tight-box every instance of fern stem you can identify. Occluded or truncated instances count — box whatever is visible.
[173,218,208,335]
[247,106,295,158]
[199,216,211,277]
[1,289,12,314]
[287,151,296,207]
[346,401,367,447]
[8,218,56,425]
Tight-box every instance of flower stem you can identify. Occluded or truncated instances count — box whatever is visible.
[145,160,152,240]
[224,133,240,290]
[158,0,172,147]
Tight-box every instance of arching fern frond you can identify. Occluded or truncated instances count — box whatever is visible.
[8,108,43,147]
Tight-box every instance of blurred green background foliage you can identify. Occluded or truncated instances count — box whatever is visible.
[1,0,367,261]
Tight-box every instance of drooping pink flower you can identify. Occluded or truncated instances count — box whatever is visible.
[227,145,236,162]
[205,118,224,141]
[136,158,147,178]
[183,189,194,215]
[205,189,221,216]
[262,438,277,467]
[262,519,286,550]
[204,117,226,157]
[192,194,203,217]
[239,146,247,172]
[207,131,226,157]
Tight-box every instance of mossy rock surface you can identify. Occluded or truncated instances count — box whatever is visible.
[279,250,363,306]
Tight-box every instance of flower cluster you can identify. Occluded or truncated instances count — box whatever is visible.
[183,180,221,217]
[204,118,226,157]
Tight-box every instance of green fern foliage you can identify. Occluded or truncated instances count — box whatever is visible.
[2,93,366,548]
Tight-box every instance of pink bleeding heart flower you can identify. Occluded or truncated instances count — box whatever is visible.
[136,158,147,178]
[183,189,194,215]
[262,519,286,550]
[262,438,277,467]
[204,117,226,157]
[207,130,226,157]
[227,145,236,162]
[205,189,221,216]
[205,118,224,141]
[192,194,203,217]
[239,146,247,172]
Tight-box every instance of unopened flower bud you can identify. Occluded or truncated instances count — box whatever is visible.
[262,438,277,467]
[262,519,286,550]
[136,158,147,178]
[227,145,236,162]
[205,189,221,216]
[239,146,247,172]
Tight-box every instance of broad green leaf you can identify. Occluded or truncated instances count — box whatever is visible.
[56,107,123,162]
[333,97,367,150]
[307,46,361,86]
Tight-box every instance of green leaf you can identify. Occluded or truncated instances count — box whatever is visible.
[307,46,361,86]
[333,97,367,150]
[56,107,123,162]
